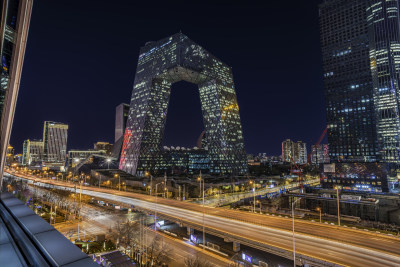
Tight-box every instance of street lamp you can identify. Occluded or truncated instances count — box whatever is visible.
[198,171,205,250]
[78,180,83,241]
[154,182,164,231]
[106,158,111,169]
[96,173,101,188]
[257,200,262,214]
[335,186,341,226]
[114,173,120,191]
[292,197,302,267]
[249,180,256,213]
[54,205,57,225]
[197,176,202,198]
[316,207,322,223]
[145,171,152,195]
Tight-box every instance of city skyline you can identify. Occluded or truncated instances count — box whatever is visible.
[10,0,325,156]
[1,1,400,266]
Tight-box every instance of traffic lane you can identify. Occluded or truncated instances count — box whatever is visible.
[205,214,400,267]
[207,207,400,254]
[155,204,400,267]
[81,187,400,257]
[78,189,400,267]
[67,179,400,257]
[14,175,400,259]
[145,230,231,267]
[70,197,230,267]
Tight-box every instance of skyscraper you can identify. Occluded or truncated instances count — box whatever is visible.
[115,103,129,143]
[0,0,33,188]
[294,141,308,164]
[367,0,400,163]
[43,121,68,168]
[282,139,307,164]
[112,103,130,159]
[320,0,400,163]
[22,139,43,166]
[120,33,247,176]
[282,139,294,163]
[311,144,330,164]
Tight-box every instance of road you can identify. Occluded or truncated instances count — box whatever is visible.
[52,202,231,266]
[8,172,400,267]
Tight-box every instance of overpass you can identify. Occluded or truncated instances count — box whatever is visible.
[193,178,321,207]
[6,171,400,267]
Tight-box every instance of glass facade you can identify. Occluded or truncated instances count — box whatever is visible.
[22,139,43,166]
[157,146,210,175]
[367,0,400,163]
[120,33,247,176]
[0,0,32,188]
[43,121,69,165]
[320,0,378,163]
[114,103,129,143]
[281,139,307,164]
[320,0,400,164]
[311,144,330,164]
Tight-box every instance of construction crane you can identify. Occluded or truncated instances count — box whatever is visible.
[290,126,328,192]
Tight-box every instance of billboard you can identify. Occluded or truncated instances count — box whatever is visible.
[190,234,197,243]
[242,252,252,263]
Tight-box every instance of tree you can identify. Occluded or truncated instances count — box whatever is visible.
[184,254,213,267]
[116,219,141,249]
[147,235,172,266]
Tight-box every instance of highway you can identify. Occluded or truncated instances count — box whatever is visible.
[8,172,400,267]
[53,200,232,266]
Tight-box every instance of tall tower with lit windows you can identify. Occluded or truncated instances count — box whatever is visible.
[320,0,400,164]
[119,33,247,176]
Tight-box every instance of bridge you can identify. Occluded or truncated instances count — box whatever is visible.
[192,178,321,207]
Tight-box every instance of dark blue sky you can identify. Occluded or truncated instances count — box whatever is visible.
[11,0,325,155]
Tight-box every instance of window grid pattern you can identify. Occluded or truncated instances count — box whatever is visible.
[119,33,247,176]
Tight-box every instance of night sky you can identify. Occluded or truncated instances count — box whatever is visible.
[11,0,325,156]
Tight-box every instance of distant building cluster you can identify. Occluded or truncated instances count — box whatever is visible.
[247,153,282,166]
[22,121,68,170]
[17,119,116,172]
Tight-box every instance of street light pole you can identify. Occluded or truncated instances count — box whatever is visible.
[107,158,111,169]
[292,197,302,267]
[200,171,205,249]
[54,205,57,225]
[154,182,163,231]
[320,208,322,223]
[198,177,202,198]
[316,207,322,223]
[253,183,256,213]
[336,186,341,226]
